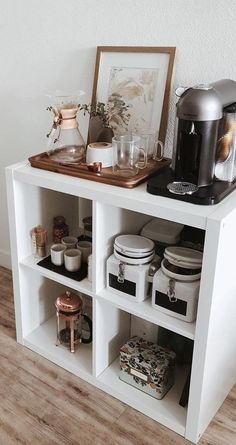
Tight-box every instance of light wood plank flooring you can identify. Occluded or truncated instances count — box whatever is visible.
[0,266,235,445]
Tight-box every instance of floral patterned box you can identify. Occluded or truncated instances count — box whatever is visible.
[119,336,176,399]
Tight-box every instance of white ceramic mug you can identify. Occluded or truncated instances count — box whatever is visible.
[64,249,82,272]
[86,142,114,168]
[50,243,66,266]
[61,236,78,249]
[76,240,92,263]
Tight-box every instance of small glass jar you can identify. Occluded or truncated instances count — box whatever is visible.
[53,215,69,243]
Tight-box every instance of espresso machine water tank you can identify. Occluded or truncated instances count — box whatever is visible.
[172,80,236,190]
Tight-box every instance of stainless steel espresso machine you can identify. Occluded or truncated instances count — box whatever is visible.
[147,79,236,204]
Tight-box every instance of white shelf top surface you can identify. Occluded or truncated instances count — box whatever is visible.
[8,161,233,229]
[98,288,195,340]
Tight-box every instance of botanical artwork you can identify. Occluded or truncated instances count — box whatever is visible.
[107,66,159,134]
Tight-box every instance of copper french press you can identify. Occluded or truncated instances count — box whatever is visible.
[55,290,92,353]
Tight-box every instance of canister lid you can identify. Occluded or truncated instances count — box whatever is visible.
[114,235,155,257]
[161,258,202,281]
[114,249,155,265]
[164,246,203,269]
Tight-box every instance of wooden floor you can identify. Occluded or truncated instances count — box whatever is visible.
[0,267,235,445]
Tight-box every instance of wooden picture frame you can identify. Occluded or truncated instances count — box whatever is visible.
[89,46,176,144]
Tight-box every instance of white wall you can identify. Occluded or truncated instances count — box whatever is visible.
[1,0,236,268]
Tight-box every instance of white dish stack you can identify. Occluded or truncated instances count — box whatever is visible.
[107,234,155,302]
[152,246,203,322]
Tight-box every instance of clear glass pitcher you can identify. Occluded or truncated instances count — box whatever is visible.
[46,91,86,164]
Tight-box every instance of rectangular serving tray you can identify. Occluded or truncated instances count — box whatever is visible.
[28,152,171,188]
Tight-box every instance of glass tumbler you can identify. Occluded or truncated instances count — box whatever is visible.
[112,134,147,177]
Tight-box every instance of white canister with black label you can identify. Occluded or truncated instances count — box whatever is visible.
[152,247,203,322]
[107,235,155,302]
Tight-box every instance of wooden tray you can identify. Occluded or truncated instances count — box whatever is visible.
[28,152,171,188]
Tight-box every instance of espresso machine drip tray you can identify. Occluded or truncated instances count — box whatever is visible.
[147,167,236,205]
[167,181,199,195]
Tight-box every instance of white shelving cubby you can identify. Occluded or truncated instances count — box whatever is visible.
[6,161,236,443]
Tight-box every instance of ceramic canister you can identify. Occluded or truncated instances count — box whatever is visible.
[107,234,155,302]
[152,247,203,322]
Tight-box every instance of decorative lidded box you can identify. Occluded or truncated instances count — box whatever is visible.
[120,336,176,399]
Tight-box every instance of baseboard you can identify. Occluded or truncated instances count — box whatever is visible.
[0,249,12,269]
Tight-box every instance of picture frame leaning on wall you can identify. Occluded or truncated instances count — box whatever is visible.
[88,46,176,145]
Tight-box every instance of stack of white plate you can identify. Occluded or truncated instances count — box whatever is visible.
[114,234,155,265]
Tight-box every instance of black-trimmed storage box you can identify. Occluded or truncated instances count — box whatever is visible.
[119,336,176,399]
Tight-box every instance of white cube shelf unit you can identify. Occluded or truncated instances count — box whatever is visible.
[6,161,236,443]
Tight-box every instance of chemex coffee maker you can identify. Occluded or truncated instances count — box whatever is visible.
[147,79,236,204]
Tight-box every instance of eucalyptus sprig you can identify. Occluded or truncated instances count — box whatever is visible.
[79,96,130,130]
[79,102,110,127]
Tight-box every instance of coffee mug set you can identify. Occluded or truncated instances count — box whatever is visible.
[50,236,92,272]
[86,130,164,177]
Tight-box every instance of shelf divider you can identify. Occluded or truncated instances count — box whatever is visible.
[98,288,195,340]
[20,255,93,296]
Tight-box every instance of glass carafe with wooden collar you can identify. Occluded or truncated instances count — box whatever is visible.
[46,91,86,164]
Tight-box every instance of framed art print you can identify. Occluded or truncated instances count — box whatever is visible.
[90,46,176,144]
